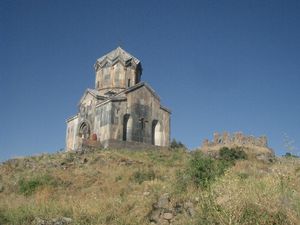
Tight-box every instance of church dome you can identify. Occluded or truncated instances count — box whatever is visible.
[93,47,143,95]
[94,47,141,71]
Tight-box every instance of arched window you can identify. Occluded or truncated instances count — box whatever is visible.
[127,79,131,87]
[78,122,90,139]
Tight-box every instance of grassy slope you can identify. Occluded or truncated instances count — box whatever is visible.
[0,148,299,225]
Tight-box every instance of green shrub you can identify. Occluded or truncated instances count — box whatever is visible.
[188,152,228,188]
[18,174,58,196]
[170,138,186,149]
[219,147,247,161]
[176,149,247,190]
[131,169,155,184]
[284,152,299,158]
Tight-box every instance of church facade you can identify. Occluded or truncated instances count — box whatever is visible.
[66,47,171,151]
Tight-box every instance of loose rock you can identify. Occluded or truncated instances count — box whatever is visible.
[149,209,161,223]
[184,201,195,217]
[158,193,170,208]
[163,212,173,220]
[33,217,72,225]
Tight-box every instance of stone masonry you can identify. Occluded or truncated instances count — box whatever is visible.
[201,132,274,158]
[202,132,268,148]
[65,47,171,151]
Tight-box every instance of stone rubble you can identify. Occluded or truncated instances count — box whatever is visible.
[33,217,72,225]
[202,131,269,148]
[148,193,195,224]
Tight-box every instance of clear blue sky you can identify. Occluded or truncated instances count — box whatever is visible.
[1,0,300,161]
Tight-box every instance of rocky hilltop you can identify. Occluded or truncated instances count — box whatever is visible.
[200,132,274,161]
[0,148,299,225]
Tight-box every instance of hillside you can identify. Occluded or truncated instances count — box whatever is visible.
[0,148,299,225]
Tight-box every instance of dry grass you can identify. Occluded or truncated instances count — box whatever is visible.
[0,148,299,225]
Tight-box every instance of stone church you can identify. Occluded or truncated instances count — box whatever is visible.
[66,47,171,151]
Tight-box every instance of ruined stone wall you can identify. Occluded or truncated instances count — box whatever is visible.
[202,132,268,148]
[200,132,275,162]
[201,132,273,156]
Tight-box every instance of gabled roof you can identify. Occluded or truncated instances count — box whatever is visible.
[124,82,160,101]
[91,82,171,114]
[124,82,171,114]
[78,88,107,106]
[95,47,140,69]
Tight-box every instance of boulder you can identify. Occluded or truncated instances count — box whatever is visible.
[163,212,173,220]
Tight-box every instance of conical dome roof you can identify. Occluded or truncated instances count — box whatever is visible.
[95,47,140,70]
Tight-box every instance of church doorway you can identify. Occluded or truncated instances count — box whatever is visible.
[123,114,132,141]
[152,120,162,146]
[78,122,90,139]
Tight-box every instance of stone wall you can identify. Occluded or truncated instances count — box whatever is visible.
[102,139,168,150]
[94,47,142,96]
[202,132,268,148]
[200,132,274,158]
[95,62,140,95]
[126,85,170,147]
[79,139,167,151]
[65,116,79,151]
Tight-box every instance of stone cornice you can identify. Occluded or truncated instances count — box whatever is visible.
[160,105,171,114]
[66,114,78,123]
[95,96,127,108]
[124,82,161,101]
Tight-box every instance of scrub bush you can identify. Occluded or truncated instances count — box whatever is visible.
[18,174,58,196]
[131,169,155,184]
[219,147,247,161]
[188,152,228,188]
